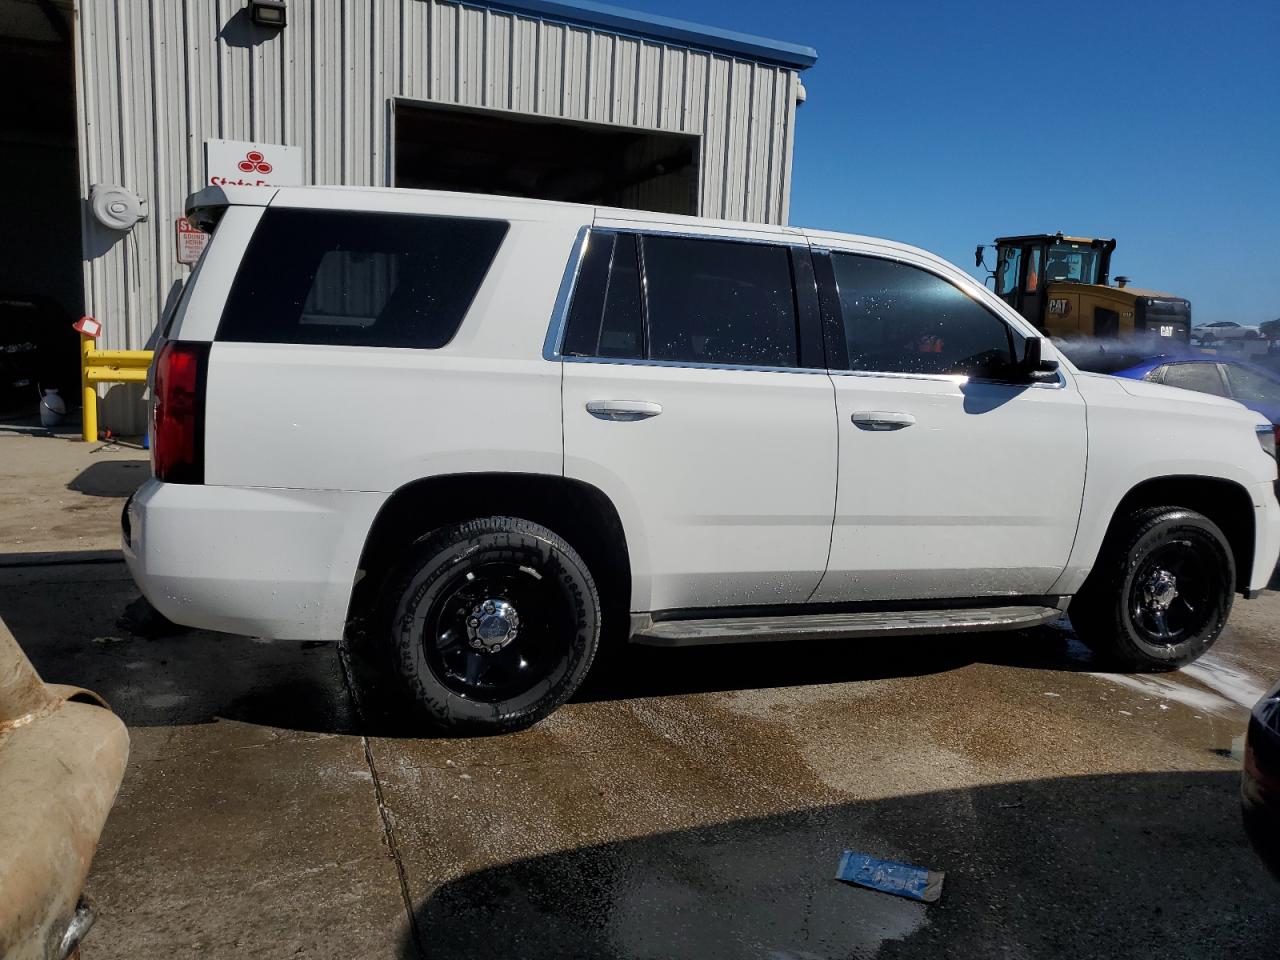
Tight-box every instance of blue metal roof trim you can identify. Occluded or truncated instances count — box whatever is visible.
[474,0,818,69]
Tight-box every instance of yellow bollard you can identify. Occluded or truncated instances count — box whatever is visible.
[75,319,152,442]
[81,333,96,443]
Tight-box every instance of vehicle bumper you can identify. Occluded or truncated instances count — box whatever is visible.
[1250,481,1280,595]
[1243,714,1280,881]
[123,479,385,641]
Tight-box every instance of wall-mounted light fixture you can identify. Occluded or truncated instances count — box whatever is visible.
[248,0,286,28]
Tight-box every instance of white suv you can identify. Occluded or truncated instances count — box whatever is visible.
[124,184,1280,732]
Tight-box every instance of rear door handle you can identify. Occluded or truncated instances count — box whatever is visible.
[851,410,916,430]
[586,400,663,422]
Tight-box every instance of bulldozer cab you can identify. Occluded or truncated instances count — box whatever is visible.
[990,234,1116,329]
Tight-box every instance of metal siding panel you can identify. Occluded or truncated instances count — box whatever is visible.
[372,0,393,186]
[457,4,484,107]
[611,35,636,124]
[723,58,753,220]
[536,20,562,115]
[485,10,510,108]
[562,26,588,118]
[768,68,791,224]
[658,46,684,131]
[401,0,427,99]
[586,31,610,123]
[745,65,774,224]
[775,70,798,225]
[511,16,537,113]
[699,55,727,218]
[683,50,706,133]
[431,0,457,102]
[635,41,660,129]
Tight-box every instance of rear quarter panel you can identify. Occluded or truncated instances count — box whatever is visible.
[202,196,585,492]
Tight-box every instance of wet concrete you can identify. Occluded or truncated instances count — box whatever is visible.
[2,564,405,959]
[4,558,1278,959]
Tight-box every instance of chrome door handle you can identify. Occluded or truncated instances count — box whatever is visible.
[586,400,663,422]
[851,410,916,430]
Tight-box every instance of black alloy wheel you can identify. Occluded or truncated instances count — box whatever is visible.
[1128,538,1216,648]
[389,517,600,732]
[1069,507,1234,670]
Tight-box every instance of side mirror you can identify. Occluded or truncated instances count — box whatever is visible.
[1019,336,1059,379]
[975,244,986,269]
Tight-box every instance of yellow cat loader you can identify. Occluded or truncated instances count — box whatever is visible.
[976,234,1191,343]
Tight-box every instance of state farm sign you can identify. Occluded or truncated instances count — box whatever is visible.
[204,139,302,188]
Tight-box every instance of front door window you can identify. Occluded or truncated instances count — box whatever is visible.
[996,245,1022,305]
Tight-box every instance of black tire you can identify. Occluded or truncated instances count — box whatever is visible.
[388,517,600,733]
[1069,507,1234,671]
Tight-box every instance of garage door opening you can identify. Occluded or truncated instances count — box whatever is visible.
[393,100,699,216]
[0,0,83,417]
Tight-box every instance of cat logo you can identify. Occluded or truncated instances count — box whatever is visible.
[1047,298,1072,317]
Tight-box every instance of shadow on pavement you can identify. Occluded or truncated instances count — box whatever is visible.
[8,549,1265,740]
[574,621,1100,705]
[3,565,368,736]
[402,770,1278,960]
[66,458,149,497]
[6,559,1135,740]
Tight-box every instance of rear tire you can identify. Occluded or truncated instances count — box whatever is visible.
[1069,507,1234,670]
[388,517,600,733]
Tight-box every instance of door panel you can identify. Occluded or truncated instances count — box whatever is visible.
[813,374,1086,601]
[812,245,1087,603]
[559,226,838,614]
[564,363,837,612]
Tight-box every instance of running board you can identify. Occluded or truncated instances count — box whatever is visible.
[630,604,1063,648]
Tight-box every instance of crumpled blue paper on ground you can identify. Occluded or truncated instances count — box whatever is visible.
[835,850,945,903]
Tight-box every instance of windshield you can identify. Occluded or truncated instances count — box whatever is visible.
[1044,243,1102,284]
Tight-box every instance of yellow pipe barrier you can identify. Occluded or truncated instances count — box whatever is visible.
[85,350,152,366]
[80,332,153,442]
[85,367,148,384]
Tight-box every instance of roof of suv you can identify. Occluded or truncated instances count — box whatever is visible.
[185,183,969,288]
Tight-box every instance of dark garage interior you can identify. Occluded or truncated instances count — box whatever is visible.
[0,0,83,415]
[393,100,699,216]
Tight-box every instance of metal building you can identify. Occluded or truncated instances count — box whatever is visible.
[0,0,816,431]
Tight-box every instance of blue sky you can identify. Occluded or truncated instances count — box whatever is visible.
[636,0,1280,325]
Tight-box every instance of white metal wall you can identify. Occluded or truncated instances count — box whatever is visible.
[73,0,801,426]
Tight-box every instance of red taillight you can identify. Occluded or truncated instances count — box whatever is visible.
[152,340,209,483]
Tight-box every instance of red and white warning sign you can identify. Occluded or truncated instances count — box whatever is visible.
[175,217,209,265]
[73,315,102,339]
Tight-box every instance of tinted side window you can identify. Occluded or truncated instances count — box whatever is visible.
[561,232,614,357]
[561,232,643,359]
[218,209,507,348]
[1162,362,1228,397]
[830,253,1015,377]
[643,235,798,367]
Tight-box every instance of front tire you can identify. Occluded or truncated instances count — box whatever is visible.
[1069,507,1234,670]
[389,517,600,733]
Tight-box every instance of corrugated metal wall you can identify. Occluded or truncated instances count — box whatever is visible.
[73,0,800,427]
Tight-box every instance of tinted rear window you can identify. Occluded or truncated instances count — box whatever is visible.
[217,209,507,348]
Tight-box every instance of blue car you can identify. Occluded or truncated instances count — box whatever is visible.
[1062,344,1280,435]
[1115,355,1280,427]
